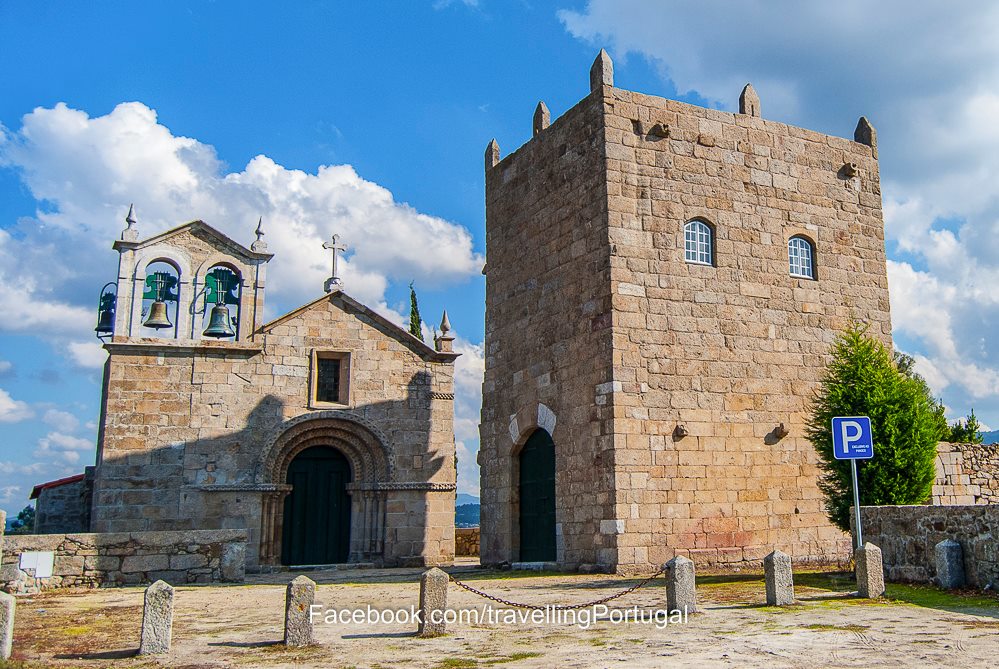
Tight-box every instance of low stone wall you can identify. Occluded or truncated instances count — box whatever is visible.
[455,527,479,557]
[1,529,246,593]
[859,505,999,588]
[933,441,999,505]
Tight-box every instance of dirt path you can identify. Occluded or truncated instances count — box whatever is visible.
[9,567,999,668]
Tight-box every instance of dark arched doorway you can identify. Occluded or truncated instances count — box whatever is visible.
[519,429,556,561]
[282,445,352,565]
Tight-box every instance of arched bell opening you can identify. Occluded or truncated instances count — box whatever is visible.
[140,259,181,338]
[198,264,242,341]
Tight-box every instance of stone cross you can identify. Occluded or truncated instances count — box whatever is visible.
[418,567,449,637]
[284,575,316,647]
[0,591,14,660]
[763,550,795,606]
[664,555,697,615]
[855,542,885,598]
[935,539,966,589]
[323,234,348,292]
[139,580,174,655]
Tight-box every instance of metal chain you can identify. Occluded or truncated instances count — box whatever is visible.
[447,566,665,611]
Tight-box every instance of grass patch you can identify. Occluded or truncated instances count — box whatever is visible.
[884,582,999,611]
[485,652,543,664]
[435,659,478,669]
[803,623,870,633]
[588,638,608,647]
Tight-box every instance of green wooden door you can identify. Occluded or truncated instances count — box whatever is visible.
[281,446,352,565]
[519,429,556,562]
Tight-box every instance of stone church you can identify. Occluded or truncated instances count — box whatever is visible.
[479,51,892,572]
[39,214,460,569]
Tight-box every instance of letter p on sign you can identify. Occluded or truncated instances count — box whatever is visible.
[831,416,874,460]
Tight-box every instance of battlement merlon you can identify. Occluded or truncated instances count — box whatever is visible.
[485,50,879,173]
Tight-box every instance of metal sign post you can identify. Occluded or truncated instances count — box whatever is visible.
[832,416,874,550]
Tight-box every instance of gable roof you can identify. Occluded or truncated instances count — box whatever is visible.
[30,473,85,499]
[113,220,274,261]
[261,289,460,363]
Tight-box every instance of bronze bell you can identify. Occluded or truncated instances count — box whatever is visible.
[203,304,235,338]
[143,300,173,329]
[95,305,115,335]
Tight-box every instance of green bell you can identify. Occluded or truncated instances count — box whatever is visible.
[203,303,235,338]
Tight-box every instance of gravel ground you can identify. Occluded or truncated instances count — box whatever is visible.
[9,563,999,668]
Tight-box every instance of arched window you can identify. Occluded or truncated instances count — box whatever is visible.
[200,265,242,340]
[788,236,816,279]
[684,219,713,266]
[140,260,181,338]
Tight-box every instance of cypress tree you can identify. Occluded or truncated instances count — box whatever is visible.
[409,282,423,341]
[805,322,946,531]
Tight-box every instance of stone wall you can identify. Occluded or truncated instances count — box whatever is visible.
[859,505,999,588]
[34,468,94,534]
[933,442,999,505]
[455,528,480,557]
[482,55,886,572]
[93,259,458,569]
[0,529,246,593]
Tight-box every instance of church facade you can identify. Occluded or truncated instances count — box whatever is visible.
[84,217,459,569]
[479,52,892,572]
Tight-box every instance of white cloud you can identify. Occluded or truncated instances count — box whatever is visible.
[67,341,108,369]
[560,0,999,423]
[0,360,11,374]
[37,431,94,464]
[42,408,80,433]
[0,388,33,423]
[0,101,483,358]
[0,485,20,504]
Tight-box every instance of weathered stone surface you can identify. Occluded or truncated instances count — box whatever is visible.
[739,83,761,117]
[418,567,449,637]
[935,539,965,589]
[486,139,500,170]
[0,510,5,566]
[139,580,174,655]
[533,101,551,137]
[481,51,886,573]
[89,218,458,570]
[1,529,246,592]
[33,469,93,534]
[763,550,794,606]
[455,528,479,557]
[933,441,999,505]
[665,556,696,614]
[860,505,999,588]
[0,591,14,660]
[284,575,315,647]
[855,543,885,598]
[589,48,613,91]
[854,116,877,150]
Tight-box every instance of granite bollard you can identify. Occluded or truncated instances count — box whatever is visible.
[935,539,966,589]
[763,550,795,606]
[139,580,174,655]
[0,591,14,660]
[665,556,697,615]
[855,542,885,598]
[418,567,449,637]
[284,575,316,647]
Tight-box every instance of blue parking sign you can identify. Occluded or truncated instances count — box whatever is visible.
[832,416,874,460]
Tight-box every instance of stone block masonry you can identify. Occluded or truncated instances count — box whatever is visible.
[455,528,480,557]
[481,50,889,572]
[933,441,999,505]
[0,529,246,593]
[860,505,999,589]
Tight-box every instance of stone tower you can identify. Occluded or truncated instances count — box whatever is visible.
[479,51,891,572]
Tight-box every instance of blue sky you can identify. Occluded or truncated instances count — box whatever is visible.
[3,1,999,517]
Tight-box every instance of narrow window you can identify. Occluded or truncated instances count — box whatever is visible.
[316,357,342,403]
[788,236,815,279]
[311,351,350,407]
[684,220,713,266]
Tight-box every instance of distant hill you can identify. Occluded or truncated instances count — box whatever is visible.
[455,503,480,527]
[456,493,479,506]
[977,430,999,444]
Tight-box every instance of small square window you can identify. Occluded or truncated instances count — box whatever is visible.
[310,351,350,407]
